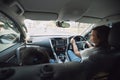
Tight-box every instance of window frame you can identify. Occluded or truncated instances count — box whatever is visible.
[0,11,21,53]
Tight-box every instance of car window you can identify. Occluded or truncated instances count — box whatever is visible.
[0,12,20,52]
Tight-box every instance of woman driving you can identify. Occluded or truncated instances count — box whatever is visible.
[68,25,110,62]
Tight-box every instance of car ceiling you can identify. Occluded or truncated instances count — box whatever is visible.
[4,0,120,23]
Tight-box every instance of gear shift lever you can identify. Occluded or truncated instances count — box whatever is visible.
[58,54,66,63]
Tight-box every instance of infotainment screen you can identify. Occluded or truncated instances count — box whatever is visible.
[55,40,65,45]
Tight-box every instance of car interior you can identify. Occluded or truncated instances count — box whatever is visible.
[0,0,120,80]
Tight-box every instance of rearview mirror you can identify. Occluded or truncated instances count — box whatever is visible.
[56,21,70,28]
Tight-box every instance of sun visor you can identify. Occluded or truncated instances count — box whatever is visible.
[24,12,58,20]
[104,15,120,23]
[78,16,102,23]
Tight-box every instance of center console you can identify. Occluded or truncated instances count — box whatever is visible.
[50,38,70,63]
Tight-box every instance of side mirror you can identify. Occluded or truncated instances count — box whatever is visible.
[0,34,19,44]
[56,21,70,28]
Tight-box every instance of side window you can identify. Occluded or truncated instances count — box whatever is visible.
[0,12,20,52]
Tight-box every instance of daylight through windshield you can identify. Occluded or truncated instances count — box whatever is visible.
[24,19,93,36]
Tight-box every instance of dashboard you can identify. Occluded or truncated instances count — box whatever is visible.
[27,35,86,63]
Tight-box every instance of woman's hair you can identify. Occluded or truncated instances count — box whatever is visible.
[92,25,110,47]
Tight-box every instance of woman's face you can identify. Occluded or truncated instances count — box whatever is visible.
[90,30,100,46]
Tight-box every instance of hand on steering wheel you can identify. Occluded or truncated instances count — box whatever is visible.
[70,37,76,44]
[68,35,91,50]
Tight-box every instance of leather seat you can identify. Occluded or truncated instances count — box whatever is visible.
[83,22,120,80]
[107,22,120,80]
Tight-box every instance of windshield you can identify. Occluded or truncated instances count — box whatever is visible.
[24,19,93,36]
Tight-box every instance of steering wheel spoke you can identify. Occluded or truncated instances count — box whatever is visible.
[68,35,89,51]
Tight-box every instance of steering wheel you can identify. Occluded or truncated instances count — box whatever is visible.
[68,35,89,51]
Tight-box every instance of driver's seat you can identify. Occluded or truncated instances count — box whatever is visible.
[82,22,120,80]
[107,22,120,80]
[90,22,120,80]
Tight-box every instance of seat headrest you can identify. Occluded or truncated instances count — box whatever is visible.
[109,22,120,48]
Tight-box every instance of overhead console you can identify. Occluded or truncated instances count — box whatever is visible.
[50,38,70,63]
